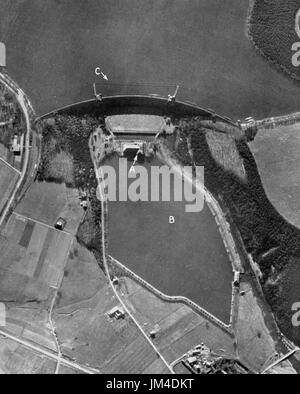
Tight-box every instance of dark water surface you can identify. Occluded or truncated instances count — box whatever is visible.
[1,0,300,118]
[106,155,233,323]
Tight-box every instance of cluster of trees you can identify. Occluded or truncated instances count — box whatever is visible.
[259,113,300,130]
[249,0,300,80]
[37,114,104,261]
[0,84,25,147]
[38,115,99,187]
[175,116,300,345]
[212,359,245,375]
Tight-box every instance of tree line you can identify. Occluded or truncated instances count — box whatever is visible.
[174,116,300,345]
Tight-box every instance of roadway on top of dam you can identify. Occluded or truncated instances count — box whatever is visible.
[36,94,236,126]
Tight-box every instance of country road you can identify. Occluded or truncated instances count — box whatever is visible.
[262,348,300,374]
[89,136,174,375]
[0,73,31,227]
[0,329,98,374]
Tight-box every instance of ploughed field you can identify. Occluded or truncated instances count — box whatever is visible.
[1,0,300,119]
[0,160,19,215]
[105,155,233,324]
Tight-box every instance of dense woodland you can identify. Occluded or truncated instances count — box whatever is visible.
[37,115,104,263]
[174,117,300,345]
[249,0,300,81]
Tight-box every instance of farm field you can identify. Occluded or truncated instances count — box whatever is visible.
[53,240,168,373]
[0,143,15,166]
[112,274,236,365]
[235,281,279,372]
[15,181,84,235]
[0,160,19,214]
[3,304,57,352]
[56,240,107,308]
[249,123,300,229]
[58,365,85,374]
[106,154,233,324]
[206,131,246,181]
[0,125,82,309]
[0,143,7,160]
[54,261,167,373]
[0,148,20,171]
[1,0,300,119]
[272,256,300,351]
[0,337,57,374]
[112,266,289,373]
[0,178,81,306]
[0,212,72,299]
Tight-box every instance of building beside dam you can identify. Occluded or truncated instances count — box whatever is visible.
[0,43,6,67]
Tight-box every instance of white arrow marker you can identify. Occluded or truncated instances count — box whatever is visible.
[101,72,108,81]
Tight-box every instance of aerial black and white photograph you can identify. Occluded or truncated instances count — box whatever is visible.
[0,0,300,379]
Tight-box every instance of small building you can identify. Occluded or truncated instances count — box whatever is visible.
[122,143,140,159]
[149,330,157,339]
[80,200,88,210]
[0,42,6,67]
[190,349,202,356]
[107,306,125,320]
[55,217,67,231]
[234,271,240,287]
[149,324,160,339]
[11,135,21,156]
[80,200,88,209]
[187,356,197,365]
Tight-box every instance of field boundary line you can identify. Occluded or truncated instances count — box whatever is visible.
[13,212,73,237]
[0,329,99,374]
[108,255,232,335]
[0,157,21,175]
[89,136,174,375]
[49,239,74,373]
[261,348,300,374]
